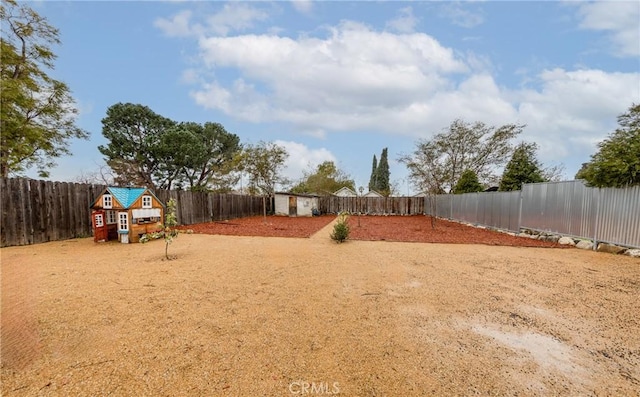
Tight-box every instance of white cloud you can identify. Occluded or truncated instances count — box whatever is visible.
[575,1,640,57]
[193,21,468,133]
[512,68,639,162]
[273,140,336,182]
[166,17,637,177]
[155,3,269,38]
[386,7,418,33]
[439,2,484,28]
[154,10,199,37]
[291,0,313,15]
[207,3,269,36]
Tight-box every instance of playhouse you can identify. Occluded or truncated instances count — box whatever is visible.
[90,186,164,243]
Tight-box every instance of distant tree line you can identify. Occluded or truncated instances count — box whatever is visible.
[400,104,639,194]
[99,103,290,196]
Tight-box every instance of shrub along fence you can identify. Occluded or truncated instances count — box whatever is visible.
[0,178,270,247]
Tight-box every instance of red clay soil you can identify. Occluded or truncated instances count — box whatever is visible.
[177,215,335,238]
[348,215,567,247]
[179,214,566,248]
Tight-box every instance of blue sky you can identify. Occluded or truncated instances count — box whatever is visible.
[27,1,640,193]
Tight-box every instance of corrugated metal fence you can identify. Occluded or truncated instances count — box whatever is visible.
[426,180,640,249]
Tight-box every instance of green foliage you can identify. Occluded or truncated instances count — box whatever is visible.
[576,103,640,188]
[399,119,523,194]
[290,161,355,195]
[99,103,175,188]
[239,141,289,220]
[367,149,391,196]
[330,212,350,243]
[375,148,391,196]
[0,0,88,177]
[141,198,179,260]
[157,122,241,191]
[99,103,240,190]
[368,155,378,191]
[453,169,484,194]
[499,142,546,191]
[239,141,289,196]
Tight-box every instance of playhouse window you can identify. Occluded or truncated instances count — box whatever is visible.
[118,213,128,231]
[94,214,104,227]
[142,195,152,208]
[103,194,112,209]
[106,211,117,224]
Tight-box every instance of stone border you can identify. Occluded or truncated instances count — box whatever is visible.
[441,218,640,258]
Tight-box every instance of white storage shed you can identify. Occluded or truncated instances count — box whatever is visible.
[274,193,320,217]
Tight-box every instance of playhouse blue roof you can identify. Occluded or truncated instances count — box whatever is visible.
[108,187,147,208]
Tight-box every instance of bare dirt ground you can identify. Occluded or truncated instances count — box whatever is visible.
[2,219,639,396]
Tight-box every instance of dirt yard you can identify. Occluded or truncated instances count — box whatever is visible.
[2,218,639,396]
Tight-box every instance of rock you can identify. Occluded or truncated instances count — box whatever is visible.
[518,232,529,238]
[546,235,561,243]
[596,243,626,255]
[576,240,594,250]
[625,249,640,258]
[558,237,576,246]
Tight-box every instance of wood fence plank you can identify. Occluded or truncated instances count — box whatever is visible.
[1,178,16,247]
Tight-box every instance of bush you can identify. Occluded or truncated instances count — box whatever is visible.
[330,212,350,243]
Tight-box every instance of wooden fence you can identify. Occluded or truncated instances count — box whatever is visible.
[319,196,425,215]
[0,178,270,247]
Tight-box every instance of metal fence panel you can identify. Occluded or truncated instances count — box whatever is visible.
[427,191,521,232]
[520,181,640,248]
[424,180,639,248]
[595,186,640,248]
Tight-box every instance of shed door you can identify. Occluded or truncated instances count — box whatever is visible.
[289,196,297,216]
[92,210,107,242]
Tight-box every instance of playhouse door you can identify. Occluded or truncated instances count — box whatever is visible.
[92,211,107,242]
[118,212,129,243]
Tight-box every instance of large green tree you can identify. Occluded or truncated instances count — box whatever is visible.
[453,169,484,194]
[0,0,87,177]
[399,119,523,194]
[575,103,640,188]
[291,161,355,195]
[375,148,391,196]
[368,154,378,191]
[499,142,546,191]
[99,103,175,188]
[157,122,240,191]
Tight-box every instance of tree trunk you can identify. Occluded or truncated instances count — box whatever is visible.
[262,196,267,223]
